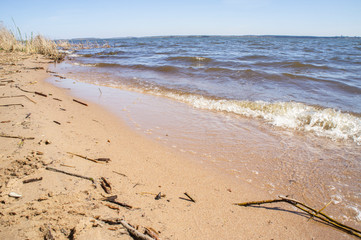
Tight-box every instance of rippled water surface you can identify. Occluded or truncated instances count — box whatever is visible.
[52,36,361,227]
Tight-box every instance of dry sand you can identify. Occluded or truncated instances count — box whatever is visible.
[0,52,354,239]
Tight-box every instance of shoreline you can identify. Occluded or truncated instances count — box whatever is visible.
[0,52,355,239]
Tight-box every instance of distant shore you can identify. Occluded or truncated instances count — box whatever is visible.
[0,51,354,239]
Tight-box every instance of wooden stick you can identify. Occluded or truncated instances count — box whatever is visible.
[119,220,155,240]
[1,120,11,123]
[0,104,24,107]
[234,196,361,238]
[67,152,101,163]
[53,120,61,125]
[45,166,94,183]
[23,177,43,184]
[112,171,127,177]
[0,133,34,140]
[102,195,133,210]
[0,95,36,104]
[100,177,112,194]
[73,99,88,106]
[179,192,196,203]
[145,227,161,240]
[15,86,47,97]
[53,97,62,102]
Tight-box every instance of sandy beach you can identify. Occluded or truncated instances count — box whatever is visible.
[0,52,356,239]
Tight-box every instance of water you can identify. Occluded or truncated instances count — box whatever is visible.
[53,36,361,227]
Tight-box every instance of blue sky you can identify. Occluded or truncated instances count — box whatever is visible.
[0,0,360,39]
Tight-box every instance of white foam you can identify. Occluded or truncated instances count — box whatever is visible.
[154,92,361,145]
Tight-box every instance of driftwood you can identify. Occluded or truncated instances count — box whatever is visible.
[101,218,155,240]
[73,99,88,106]
[1,80,15,83]
[45,166,94,183]
[0,95,37,104]
[23,177,43,184]
[234,195,361,238]
[100,177,112,194]
[0,104,24,107]
[179,192,196,203]
[60,163,75,168]
[53,97,62,102]
[0,133,34,140]
[1,120,11,123]
[53,120,61,125]
[102,195,133,210]
[16,86,47,97]
[25,113,31,118]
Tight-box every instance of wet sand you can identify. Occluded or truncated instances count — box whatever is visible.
[0,52,357,239]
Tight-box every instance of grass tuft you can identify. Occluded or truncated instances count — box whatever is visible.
[0,24,65,62]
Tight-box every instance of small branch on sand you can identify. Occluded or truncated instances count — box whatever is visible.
[0,103,24,107]
[73,99,88,106]
[100,177,112,194]
[0,120,11,123]
[145,227,161,240]
[179,192,196,203]
[45,166,94,183]
[15,86,47,97]
[23,177,43,184]
[112,171,127,177]
[0,133,34,140]
[0,95,37,104]
[67,152,102,164]
[53,120,61,125]
[53,97,62,102]
[1,80,15,83]
[102,195,133,210]
[234,195,361,238]
[101,218,155,240]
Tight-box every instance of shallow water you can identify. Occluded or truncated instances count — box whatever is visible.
[51,36,361,226]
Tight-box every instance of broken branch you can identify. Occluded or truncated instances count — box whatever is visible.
[67,152,102,163]
[0,133,34,140]
[234,195,361,238]
[73,99,88,106]
[45,166,94,183]
[102,195,133,210]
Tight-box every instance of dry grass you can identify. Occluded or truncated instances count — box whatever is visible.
[0,25,65,62]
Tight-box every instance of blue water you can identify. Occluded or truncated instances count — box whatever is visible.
[64,36,361,144]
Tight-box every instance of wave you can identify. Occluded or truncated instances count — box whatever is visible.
[256,61,330,70]
[90,62,180,73]
[142,90,361,144]
[167,56,213,64]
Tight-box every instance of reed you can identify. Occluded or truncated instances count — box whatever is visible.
[0,24,65,61]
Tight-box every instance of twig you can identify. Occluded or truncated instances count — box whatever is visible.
[0,104,24,107]
[60,163,75,168]
[112,171,127,177]
[234,196,361,238]
[179,192,196,203]
[0,133,34,140]
[145,227,161,240]
[73,99,88,106]
[0,95,36,104]
[120,219,155,240]
[1,120,11,123]
[102,195,133,210]
[23,177,43,184]
[100,177,112,194]
[67,152,102,163]
[53,120,61,125]
[15,86,47,97]
[45,166,94,183]
[53,97,62,102]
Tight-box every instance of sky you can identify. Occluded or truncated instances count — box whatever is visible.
[0,0,360,39]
